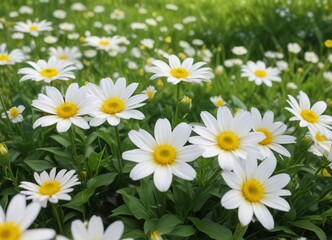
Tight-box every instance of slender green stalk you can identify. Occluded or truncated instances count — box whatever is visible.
[51,203,64,234]
[172,83,181,126]
[69,127,82,178]
[292,159,328,206]
[114,125,123,174]
[231,224,248,240]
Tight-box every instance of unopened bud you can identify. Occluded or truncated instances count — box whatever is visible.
[0,142,8,157]
[150,231,163,240]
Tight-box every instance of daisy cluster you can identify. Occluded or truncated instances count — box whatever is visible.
[1,0,332,239]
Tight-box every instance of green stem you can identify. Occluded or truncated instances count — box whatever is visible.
[172,83,181,126]
[292,159,328,206]
[51,203,64,234]
[231,223,248,240]
[69,127,82,178]
[7,162,19,191]
[0,95,14,134]
[114,125,123,174]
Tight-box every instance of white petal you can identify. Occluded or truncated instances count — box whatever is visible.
[238,201,253,226]
[261,194,290,212]
[88,216,104,237]
[154,119,172,144]
[221,190,244,209]
[103,221,124,240]
[170,123,192,147]
[21,229,56,240]
[129,161,156,180]
[252,203,274,230]
[122,149,152,163]
[171,162,196,180]
[71,220,88,240]
[153,166,172,192]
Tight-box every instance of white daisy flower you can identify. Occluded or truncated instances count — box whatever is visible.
[189,107,265,170]
[285,91,332,137]
[69,216,126,240]
[147,54,213,85]
[241,60,281,87]
[20,168,80,208]
[1,105,25,123]
[49,46,83,69]
[231,46,248,56]
[122,119,203,192]
[221,157,291,230]
[287,42,301,54]
[210,95,225,107]
[32,83,97,132]
[304,51,318,63]
[0,43,25,65]
[88,77,147,127]
[0,194,55,239]
[142,85,157,100]
[251,107,296,158]
[85,36,125,52]
[110,9,125,20]
[14,19,52,37]
[307,129,332,157]
[18,56,76,83]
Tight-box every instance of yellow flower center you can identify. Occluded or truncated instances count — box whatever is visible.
[0,54,11,62]
[254,69,267,78]
[99,40,110,46]
[242,179,264,202]
[170,67,189,78]
[101,97,125,114]
[315,132,327,142]
[0,222,21,240]
[215,99,224,107]
[154,144,177,165]
[29,25,39,31]
[216,131,240,151]
[39,180,61,196]
[56,102,78,119]
[40,67,59,78]
[8,107,19,118]
[324,39,332,48]
[59,55,68,60]
[256,128,273,145]
[300,109,318,123]
[146,91,154,100]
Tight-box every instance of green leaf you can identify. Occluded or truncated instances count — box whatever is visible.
[118,189,150,220]
[144,218,158,235]
[50,134,70,148]
[112,204,132,216]
[24,159,55,171]
[64,186,96,213]
[37,147,71,160]
[95,130,114,148]
[189,217,232,240]
[87,173,117,188]
[157,214,183,234]
[292,220,326,240]
[271,226,297,236]
[169,225,196,237]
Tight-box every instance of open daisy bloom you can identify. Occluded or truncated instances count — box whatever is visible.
[49,46,83,69]
[20,168,80,208]
[221,156,291,230]
[88,77,147,126]
[70,216,126,240]
[307,128,332,157]
[251,107,296,158]
[1,105,25,123]
[285,91,332,138]
[122,118,203,192]
[241,60,281,87]
[189,106,265,170]
[0,43,25,65]
[32,83,97,132]
[14,19,52,37]
[147,54,213,85]
[18,56,76,83]
[0,194,55,239]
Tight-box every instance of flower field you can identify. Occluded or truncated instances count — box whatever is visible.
[1,0,332,239]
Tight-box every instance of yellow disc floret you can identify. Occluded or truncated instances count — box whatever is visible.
[8,107,19,118]
[0,54,11,62]
[254,69,267,78]
[0,222,21,240]
[242,179,264,202]
[102,97,125,114]
[256,128,273,145]
[56,102,78,119]
[170,67,189,78]
[300,109,318,123]
[154,144,177,165]
[40,67,59,78]
[28,25,39,31]
[216,131,240,151]
[39,180,61,196]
